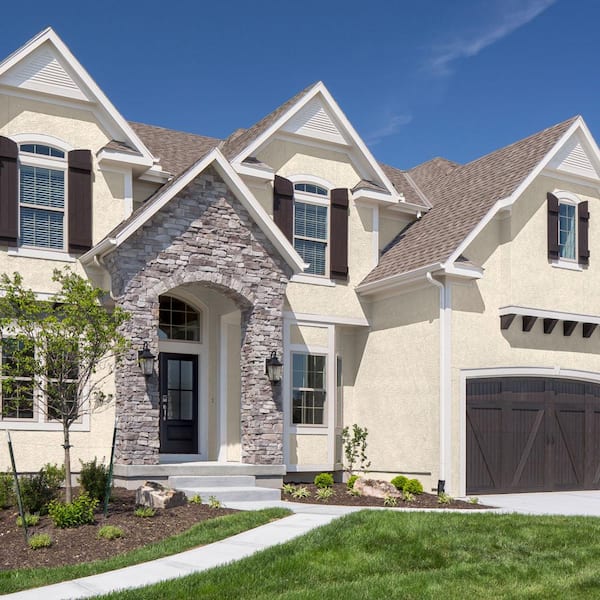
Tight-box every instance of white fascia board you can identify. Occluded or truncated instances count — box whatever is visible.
[356,263,443,296]
[499,305,600,325]
[0,28,156,166]
[444,263,483,279]
[82,149,306,273]
[231,82,401,200]
[96,149,153,169]
[447,119,583,267]
[283,311,370,327]
[351,188,404,207]
[234,163,275,182]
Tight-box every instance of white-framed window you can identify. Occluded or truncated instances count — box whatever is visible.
[293,183,329,276]
[558,200,576,260]
[0,336,79,423]
[18,143,67,250]
[292,352,326,425]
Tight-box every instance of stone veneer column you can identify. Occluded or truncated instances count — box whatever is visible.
[104,166,290,465]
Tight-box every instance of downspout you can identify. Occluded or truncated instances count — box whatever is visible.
[426,272,451,494]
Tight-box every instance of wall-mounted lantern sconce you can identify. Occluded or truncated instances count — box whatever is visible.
[138,342,155,376]
[265,351,283,385]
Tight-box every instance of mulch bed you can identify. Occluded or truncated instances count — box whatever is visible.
[0,487,236,571]
[282,483,492,510]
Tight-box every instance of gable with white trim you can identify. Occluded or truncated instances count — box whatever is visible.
[547,130,600,180]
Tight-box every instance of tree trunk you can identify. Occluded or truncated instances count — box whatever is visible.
[63,423,72,503]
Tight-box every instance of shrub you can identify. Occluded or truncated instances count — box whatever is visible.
[98,525,124,540]
[28,533,52,549]
[383,495,398,507]
[208,496,222,509]
[316,487,334,502]
[0,472,15,509]
[20,463,65,515]
[134,506,155,518]
[346,474,359,490]
[48,492,98,528]
[282,483,296,495]
[314,473,334,488]
[468,497,479,504]
[403,478,423,495]
[438,492,453,505]
[391,475,408,491]
[402,491,415,502]
[347,487,362,497]
[16,513,40,527]
[79,458,109,502]
[189,494,203,504]
[291,486,310,499]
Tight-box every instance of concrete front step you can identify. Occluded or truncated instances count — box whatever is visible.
[175,486,281,503]
[168,475,281,503]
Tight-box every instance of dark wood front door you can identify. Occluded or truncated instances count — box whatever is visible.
[467,377,600,494]
[159,353,198,454]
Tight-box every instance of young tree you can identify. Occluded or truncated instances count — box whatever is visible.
[0,269,129,502]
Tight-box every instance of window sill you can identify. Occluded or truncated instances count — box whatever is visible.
[0,420,90,432]
[289,425,329,434]
[7,247,77,262]
[551,259,583,272]
[290,274,336,287]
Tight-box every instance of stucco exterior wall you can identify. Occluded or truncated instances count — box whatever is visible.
[350,286,440,490]
[449,174,600,494]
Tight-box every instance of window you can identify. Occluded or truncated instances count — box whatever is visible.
[559,202,576,260]
[0,338,34,420]
[292,352,326,425]
[159,296,201,341]
[293,183,329,276]
[46,340,79,422]
[18,143,67,250]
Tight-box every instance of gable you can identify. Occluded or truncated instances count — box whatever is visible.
[281,97,349,146]
[548,131,600,180]
[0,42,86,101]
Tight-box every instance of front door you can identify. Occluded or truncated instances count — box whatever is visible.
[159,353,198,454]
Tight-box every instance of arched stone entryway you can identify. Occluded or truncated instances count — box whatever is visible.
[102,166,291,466]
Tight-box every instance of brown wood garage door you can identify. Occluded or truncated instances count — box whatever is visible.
[466,377,600,494]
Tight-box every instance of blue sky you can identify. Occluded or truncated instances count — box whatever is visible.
[0,1,595,169]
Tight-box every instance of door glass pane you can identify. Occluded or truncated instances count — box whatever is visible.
[180,391,193,420]
[168,360,180,388]
[181,360,193,390]
[167,390,179,419]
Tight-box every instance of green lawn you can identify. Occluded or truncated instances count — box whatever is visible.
[99,510,600,599]
[0,508,290,595]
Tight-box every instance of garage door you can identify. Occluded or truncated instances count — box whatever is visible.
[466,377,600,494]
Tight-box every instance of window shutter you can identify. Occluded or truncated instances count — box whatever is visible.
[273,175,294,242]
[578,200,590,265]
[0,136,18,246]
[68,149,93,253]
[330,188,349,281]
[547,192,560,260]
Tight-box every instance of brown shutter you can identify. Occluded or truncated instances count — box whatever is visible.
[547,192,559,260]
[330,188,349,281]
[578,200,590,265]
[68,149,93,253]
[273,175,294,242]
[0,136,18,246]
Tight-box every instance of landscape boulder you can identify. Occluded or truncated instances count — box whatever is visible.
[135,481,187,509]
[354,477,401,499]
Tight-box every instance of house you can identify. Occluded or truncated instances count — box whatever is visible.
[1,27,600,497]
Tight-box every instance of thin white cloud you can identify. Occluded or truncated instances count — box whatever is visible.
[426,0,556,77]
[366,113,413,145]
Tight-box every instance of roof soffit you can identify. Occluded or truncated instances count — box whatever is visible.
[0,28,155,166]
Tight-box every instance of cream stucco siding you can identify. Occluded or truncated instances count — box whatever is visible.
[288,433,328,465]
[351,286,440,491]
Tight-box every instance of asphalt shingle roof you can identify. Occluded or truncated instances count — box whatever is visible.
[361,116,579,286]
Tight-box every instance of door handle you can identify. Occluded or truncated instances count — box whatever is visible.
[162,395,168,420]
